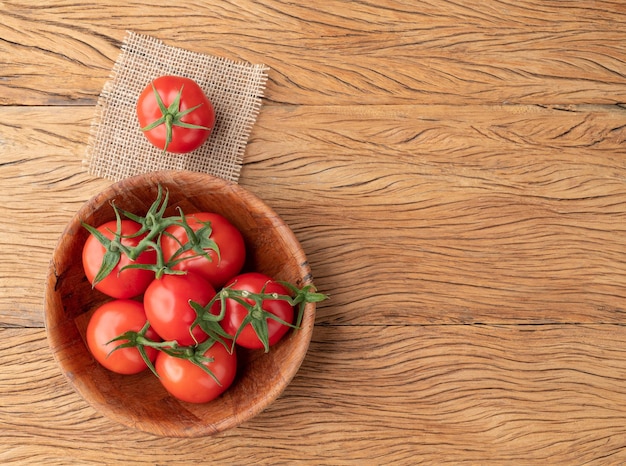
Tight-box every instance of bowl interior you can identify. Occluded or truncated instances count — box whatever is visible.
[44,171,314,437]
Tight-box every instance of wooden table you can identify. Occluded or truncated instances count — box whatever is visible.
[2,1,626,464]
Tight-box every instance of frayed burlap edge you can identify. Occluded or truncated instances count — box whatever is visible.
[84,31,269,183]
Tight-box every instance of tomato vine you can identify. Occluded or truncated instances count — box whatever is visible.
[83,185,220,281]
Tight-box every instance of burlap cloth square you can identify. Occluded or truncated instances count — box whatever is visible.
[84,31,269,182]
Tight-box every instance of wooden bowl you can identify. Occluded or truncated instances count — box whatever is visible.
[44,170,315,437]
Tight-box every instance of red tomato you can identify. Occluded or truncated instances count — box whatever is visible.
[221,272,294,350]
[86,299,160,375]
[161,212,246,289]
[82,219,156,299]
[136,75,215,153]
[155,342,237,403]
[143,272,217,346]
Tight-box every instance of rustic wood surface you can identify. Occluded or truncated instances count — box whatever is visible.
[1,0,626,464]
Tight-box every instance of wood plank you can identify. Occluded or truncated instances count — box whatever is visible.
[1,1,625,106]
[244,103,626,325]
[2,325,626,463]
[1,105,626,326]
[0,107,110,327]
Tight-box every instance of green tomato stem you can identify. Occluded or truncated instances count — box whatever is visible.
[141,84,211,153]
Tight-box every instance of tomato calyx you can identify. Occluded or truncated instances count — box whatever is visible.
[107,320,171,377]
[117,185,179,261]
[164,210,221,267]
[223,286,295,353]
[165,338,225,386]
[189,299,232,350]
[140,83,212,153]
[81,210,135,287]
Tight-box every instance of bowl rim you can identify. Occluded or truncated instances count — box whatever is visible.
[43,170,316,437]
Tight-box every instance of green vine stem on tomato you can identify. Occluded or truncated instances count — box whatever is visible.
[137,76,216,153]
[117,185,219,265]
[108,320,174,377]
[107,279,328,383]
[109,322,226,385]
[190,278,328,353]
[82,185,221,283]
[81,212,158,298]
[82,211,134,287]
[162,209,221,267]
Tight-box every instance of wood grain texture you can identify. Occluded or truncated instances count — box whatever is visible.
[0,107,109,327]
[2,0,626,462]
[3,105,624,327]
[2,326,626,464]
[244,104,626,325]
[0,1,625,106]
